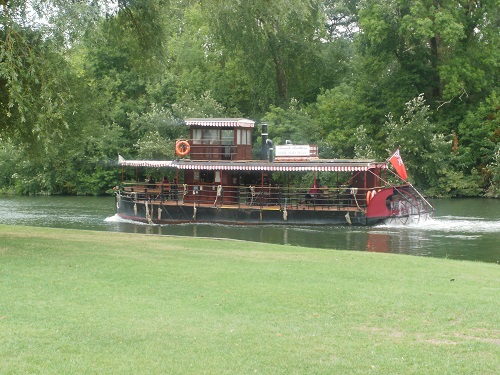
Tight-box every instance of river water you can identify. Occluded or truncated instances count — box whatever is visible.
[0,196,498,264]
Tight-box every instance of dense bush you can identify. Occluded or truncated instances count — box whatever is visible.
[0,1,498,197]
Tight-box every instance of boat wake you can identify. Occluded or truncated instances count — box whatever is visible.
[104,214,153,226]
[380,215,500,234]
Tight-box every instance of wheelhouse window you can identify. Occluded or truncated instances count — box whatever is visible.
[192,128,222,144]
[192,129,202,144]
[237,129,252,145]
[221,130,234,160]
[202,129,220,145]
[221,130,233,144]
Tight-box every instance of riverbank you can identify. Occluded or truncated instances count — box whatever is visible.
[1,225,499,374]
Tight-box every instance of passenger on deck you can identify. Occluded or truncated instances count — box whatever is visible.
[305,179,326,204]
[147,176,156,189]
[305,180,318,203]
[161,176,171,198]
[171,178,179,201]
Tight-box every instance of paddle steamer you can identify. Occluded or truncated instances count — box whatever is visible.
[115,118,433,226]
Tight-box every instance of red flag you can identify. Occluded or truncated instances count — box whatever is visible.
[388,149,408,181]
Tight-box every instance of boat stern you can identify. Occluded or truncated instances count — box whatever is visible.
[366,185,433,225]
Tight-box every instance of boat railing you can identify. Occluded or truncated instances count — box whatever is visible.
[119,183,381,211]
[174,138,242,160]
[119,182,180,203]
[234,186,356,210]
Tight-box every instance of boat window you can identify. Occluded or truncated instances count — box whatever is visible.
[221,130,233,145]
[237,129,251,145]
[221,130,234,160]
[192,128,202,144]
[200,170,215,183]
[202,129,220,145]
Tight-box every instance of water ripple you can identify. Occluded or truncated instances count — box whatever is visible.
[381,216,500,234]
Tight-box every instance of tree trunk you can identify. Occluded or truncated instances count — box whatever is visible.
[429,35,442,100]
[273,54,288,101]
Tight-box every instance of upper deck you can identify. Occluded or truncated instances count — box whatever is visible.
[184,118,255,161]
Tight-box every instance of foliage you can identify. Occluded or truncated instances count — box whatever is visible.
[457,90,500,191]
[429,168,484,198]
[486,144,500,198]
[0,0,498,197]
[203,0,339,109]
[385,94,449,192]
[128,103,185,146]
[262,99,317,146]
[353,125,376,159]
[357,0,499,104]
[128,91,235,160]
[0,23,71,146]
[172,91,235,119]
[384,94,483,197]
[0,140,22,193]
[307,83,376,158]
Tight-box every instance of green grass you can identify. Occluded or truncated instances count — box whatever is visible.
[0,224,499,374]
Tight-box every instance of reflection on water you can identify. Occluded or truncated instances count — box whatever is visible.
[0,196,499,263]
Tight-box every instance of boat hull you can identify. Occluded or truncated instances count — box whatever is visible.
[115,182,433,227]
[116,194,371,226]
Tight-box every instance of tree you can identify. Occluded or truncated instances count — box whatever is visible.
[486,144,500,198]
[307,83,377,158]
[384,94,483,196]
[457,90,500,194]
[203,0,335,110]
[0,0,497,197]
[358,0,499,107]
[0,0,117,145]
[353,125,376,159]
[262,99,317,146]
[385,94,445,187]
[1,14,71,146]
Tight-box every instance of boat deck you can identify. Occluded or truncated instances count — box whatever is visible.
[118,183,368,213]
[136,198,362,212]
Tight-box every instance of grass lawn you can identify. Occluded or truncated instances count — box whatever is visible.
[0,224,499,374]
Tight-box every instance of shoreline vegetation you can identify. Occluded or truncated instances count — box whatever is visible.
[1,3,499,199]
[1,225,499,374]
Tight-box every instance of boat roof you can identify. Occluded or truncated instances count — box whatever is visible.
[184,118,255,128]
[118,156,387,172]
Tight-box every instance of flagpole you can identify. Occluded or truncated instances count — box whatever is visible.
[385,148,433,210]
[382,169,434,210]
[386,147,400,163]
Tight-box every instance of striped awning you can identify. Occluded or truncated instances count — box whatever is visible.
[119,160,174,168]
[184,118,255,128]
[118,155,174,168]
[118,156,386,172]
[177,164,370,172]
